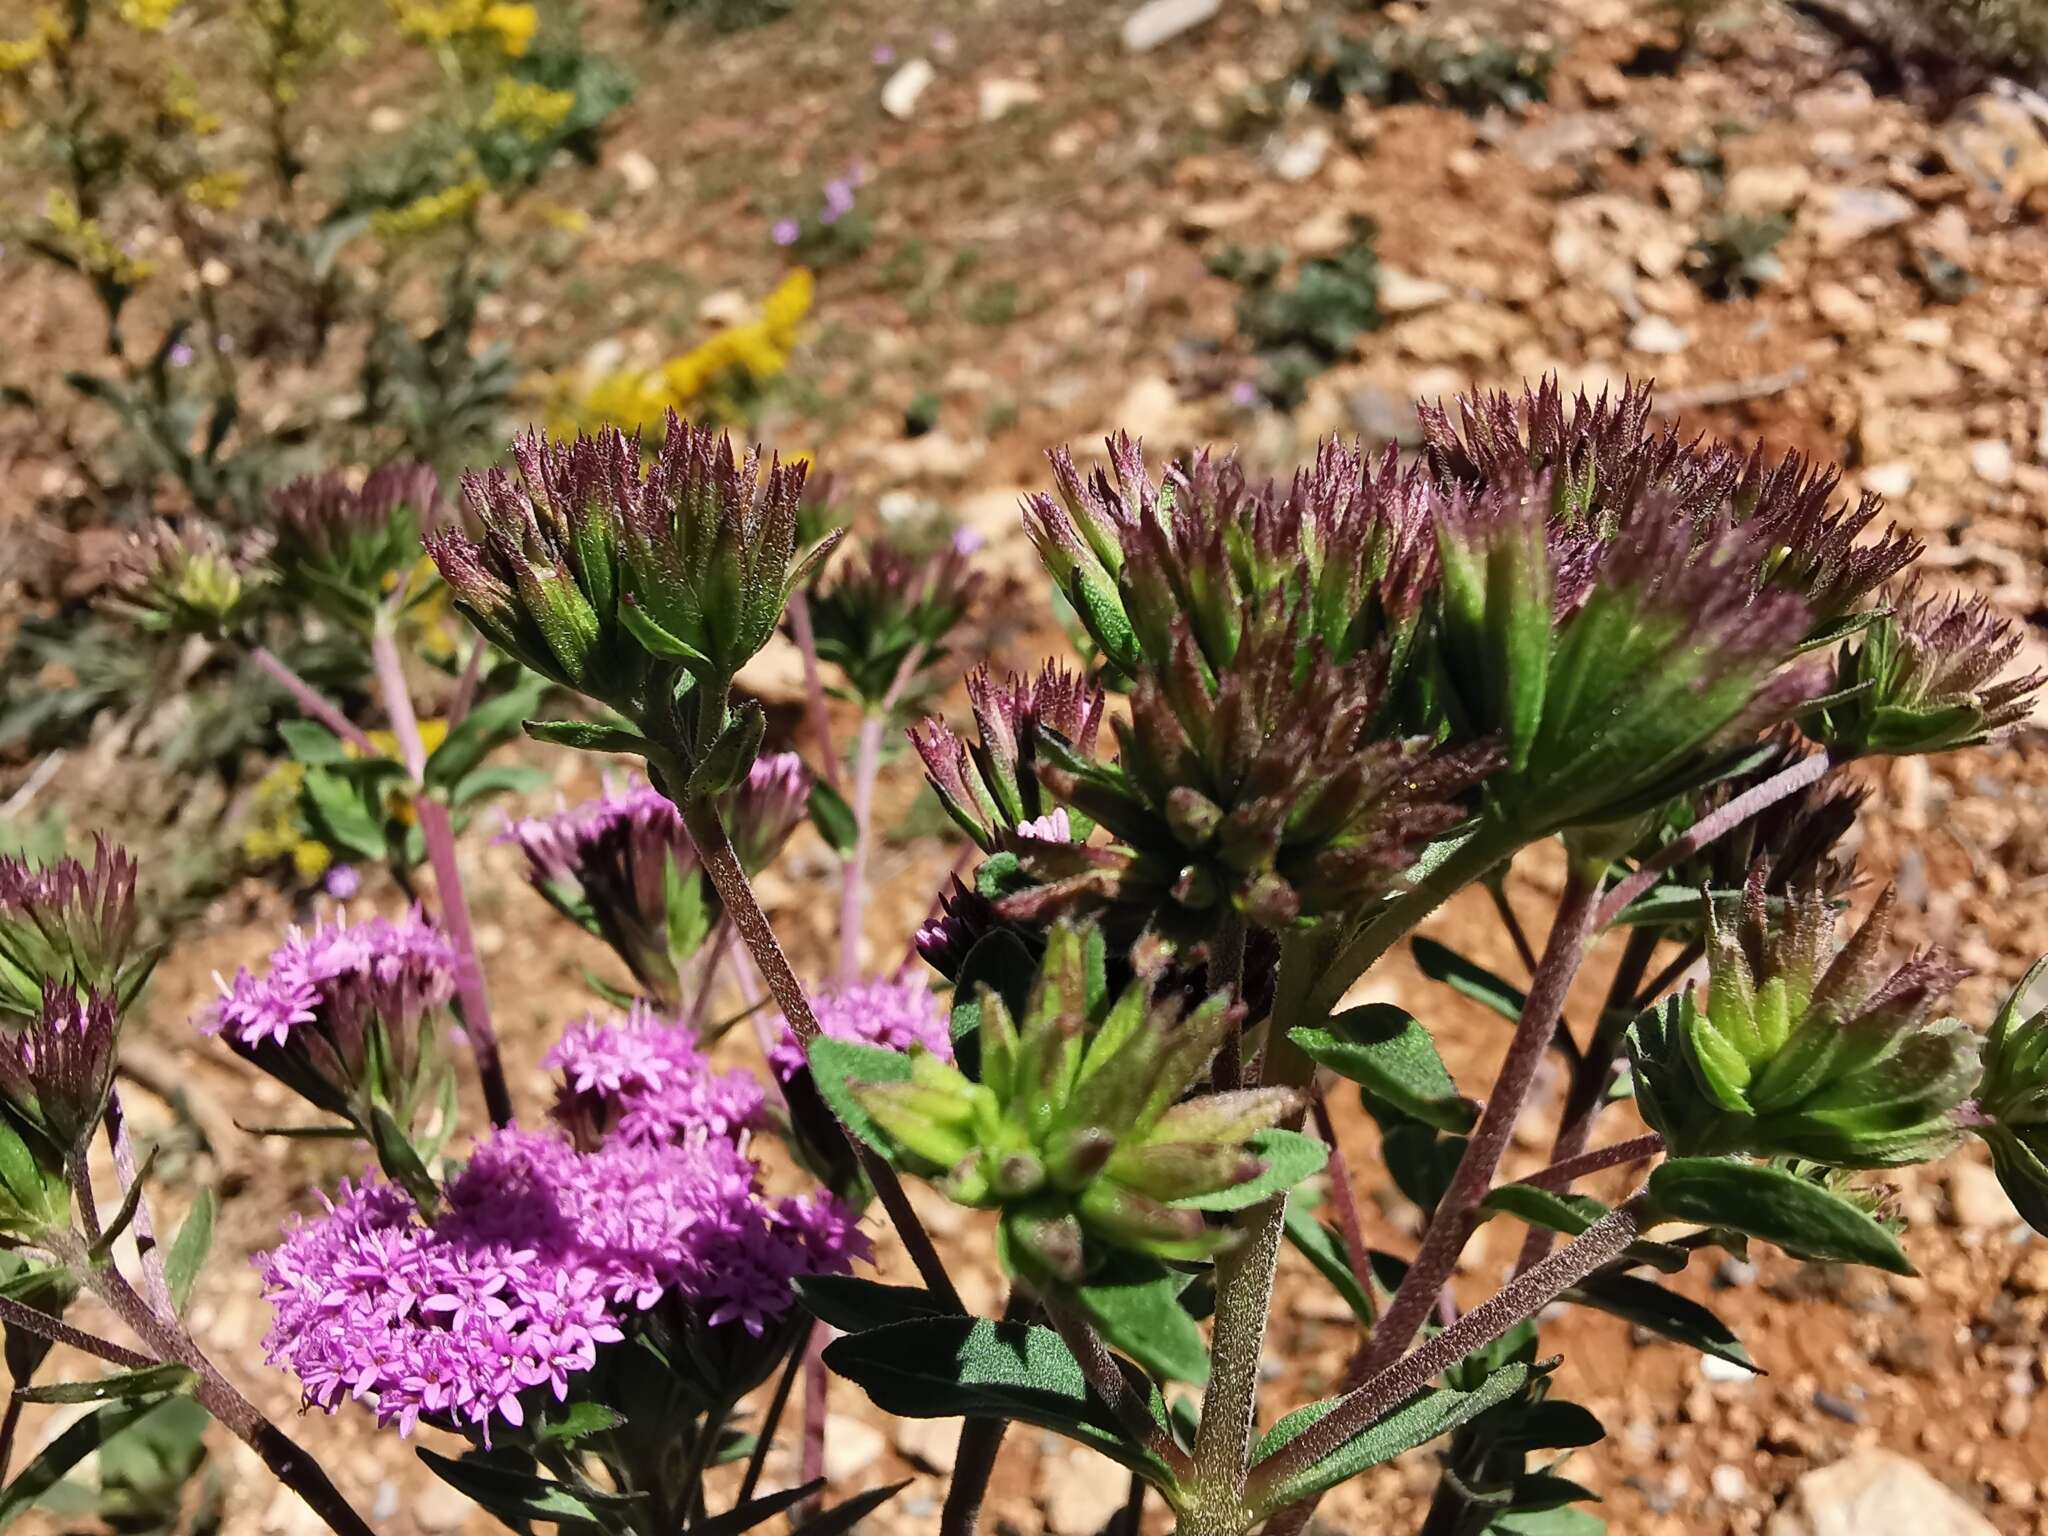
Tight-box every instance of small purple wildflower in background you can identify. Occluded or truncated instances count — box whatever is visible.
[1230,379,1260,409]
[205,909,457,1053]
[322,864,360,900]
[771,217,800,248]
[167,341,196,368]
[871,42,895,65]
[930,27,956,54]
[820,179,856,227]
[545,1003,765,1148]
[257,1125,868,1437]
[768,971,951,1080]
[952,526,986,557]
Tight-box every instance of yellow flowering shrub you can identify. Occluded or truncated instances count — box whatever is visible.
[549,268,814,432]
[183,168,247,210]
[389,0,535,55]
[370,175,487,240]
[118,0,183,32]
[42,191,155,285]
[0,10,60,73]
[241,719,452,877]
[482,76,574,139]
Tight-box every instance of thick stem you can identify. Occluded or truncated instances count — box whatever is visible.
[1356,869,1603,1382]
[682,799,962,1310]
[1208,913,1249,1091]
[372,618,513,1127]
[785,591,839,792]
[1592,753,1832,930]
[1512,1133,1663,1193]
[250,646,376,754]
[70,1256,376,1536]
[838,712,885,986]
[0,1292,153,1370]
[940,1419,1011,1536]
[1044,1301,1188,1479]
[1244,1197,1651,1514]
[1189,1194,1284,1510]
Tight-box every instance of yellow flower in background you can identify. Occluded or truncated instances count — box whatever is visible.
[481,2,536,55]
[548,269,815,434]
[160,70,222,135]
[184,169,247,210]
[537,202,589,234]
[43,192,154,285]
[483,76,573,140]
[0,10,58,72]
[371,176,486,240]
[118,0,182,31]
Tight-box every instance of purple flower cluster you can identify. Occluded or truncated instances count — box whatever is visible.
[500,777,692,896]
[545,1004,766,1147]
[204,909,457,1052]
[768,972,952,1079]
[258,1127,868,1439]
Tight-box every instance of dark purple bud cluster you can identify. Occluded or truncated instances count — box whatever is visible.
[271,463,443,627]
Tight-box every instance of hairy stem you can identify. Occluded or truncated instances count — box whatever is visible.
[939,1418,1011,1536]
[1592,753,1832,929]
[838,712,885,986]
[1245,1196,1652,1514]
[0,1292,154,1370]
[1310,1093,1377,1326]
[371,617,513,1126]
[1357,868,1603,1381]
[1044,1300,1188,1479]
[250,646,376,754]
[1513,1133,1663,1193]
[681,798,961,1310]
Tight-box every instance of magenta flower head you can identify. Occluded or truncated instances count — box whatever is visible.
[0,990,122,1227]
[802,535,981,708]
[502,757,806,1013]
[257,1127,867,1439]
[1805,579,2043,758]
[431,421,840,793]
[911,664,1105,854]
[270,463,442,629]
[0,839,152,1023]
[202,909,459,1144]
[545,1003,766,1149]
[768,972,952,1080]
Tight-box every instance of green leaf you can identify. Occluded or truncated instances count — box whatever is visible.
[15,1364,195,1405]
[1171,1128,1327,1211]
[1282,1203,1380,1327]
[1562,1274,1754,1372]
[449,764,551,810]
[164,1190,214,1318]
[424,675,546,793]
[1291,1004,1477,1132]
[276,720,349,765]
[88,1146,160,1263]
[789,1481,911,1536]
[1248,1362,1533,1514]
[367,1106,436,1207]
[1646,1158,1912,1274]
[1412,938,1526,1025]
[524,719,650,757]
[535,1402,627,1444]
[1492,1507,1605,1535]
[417,1447,641,1528]
[1488,1401,1605,1452]
[807,778,859,856]
[949,928,1039,1068]
[1480,1185,1604,1236]
[803,1037,916,1161]
[793,1276,960,1334]
[0,1398,183,1532]
[301,768,389,860]
[1073,1262,1209,1384]
[617,600,712,667]
[686,1477,824,1536]
[822,1316,1169,1479]
[685,701,767,802]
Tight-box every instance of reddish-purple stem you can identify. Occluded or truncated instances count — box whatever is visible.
[448,638,487,726]
[371,619,513,1126]
[1593,753,1833,929]
[799,1326,829,1514]
[1310,1092,1377,1323]
[251,645,376,754]
[1512,1132,1663,1192]
[786,590,840,792]
[836,640,927,986]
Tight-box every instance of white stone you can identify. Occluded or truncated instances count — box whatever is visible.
[1968,438,2015,487]
[1861,462,1915,498]
[1040,1447,1132,1536]
[1701,1353,1754,1383]
[822,1413,887,1483]
[1811,186,1914,252]
[1948,1161,2019,1230]
[893,1415,962,1475]
[1711,1464,1753,1503]
[1764,1450,1997,1536]
[616,150,659,195]
[1628,315,1690,355]
[1265,125,1330,182]
[978,76,1043,121]
[1121,0,1220,53]
[1810,281,1875,334]
[1727,163,1813,215]
[881,58,936,120]
[1377,267,1455,314]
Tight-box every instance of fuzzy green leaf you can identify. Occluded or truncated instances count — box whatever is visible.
[524,718,650,756]
[804,1037,917,1161]
[1563,1274,1755,1372]
[1646,1158,1912,1274]
[15,1364,195,1405]
[1413,938,1527,1025]
[793,1276,959,1335]
[1171,1128,1327,1212]
[1291,1004,1477,1132]
[164,1190,214,1318]
[1073,1262,1209,1384]
[789,1481,911,1536]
